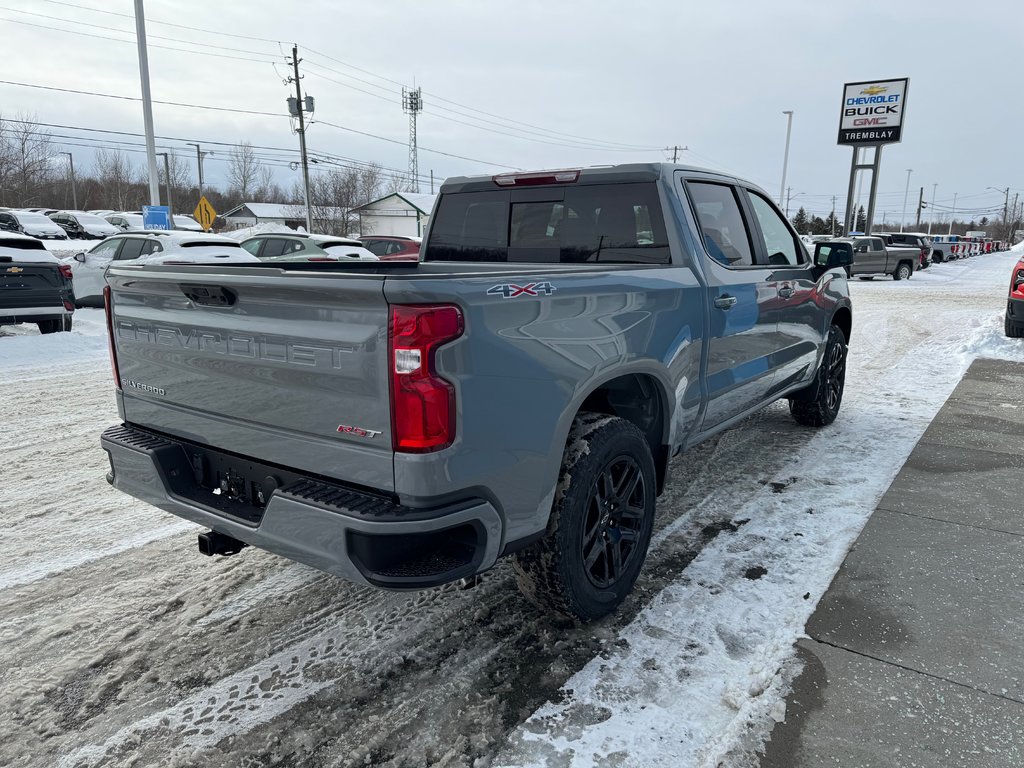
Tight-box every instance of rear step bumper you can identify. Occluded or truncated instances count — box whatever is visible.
[101,423,503,589]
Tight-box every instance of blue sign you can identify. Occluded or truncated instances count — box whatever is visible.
[142,205,171,230]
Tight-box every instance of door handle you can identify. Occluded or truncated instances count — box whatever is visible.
[713,295,737,310]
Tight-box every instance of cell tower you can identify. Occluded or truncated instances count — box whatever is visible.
[402,87,423,193]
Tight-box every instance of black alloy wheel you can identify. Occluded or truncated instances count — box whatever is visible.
[581,455,648,589]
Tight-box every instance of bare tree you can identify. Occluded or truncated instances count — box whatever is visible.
[293,164,385,235]
[157,152,193,210]
[0,114,57,207]
[226,141,261,200]
[93,148,144,212]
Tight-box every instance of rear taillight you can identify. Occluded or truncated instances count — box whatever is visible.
[104,285,121,391]
[58,264,73,279]
[1013,268,1024,291]
[389,304,464,452]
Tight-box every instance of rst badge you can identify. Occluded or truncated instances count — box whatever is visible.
[486,282,556,299]
[337,424,383,438]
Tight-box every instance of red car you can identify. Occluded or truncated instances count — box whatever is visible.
[1006,255,1024,337]
[359,235,420,261]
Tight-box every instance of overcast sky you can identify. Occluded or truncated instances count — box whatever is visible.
[2,0,1021,224]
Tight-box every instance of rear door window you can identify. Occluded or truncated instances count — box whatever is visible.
[260,238,289,258]
[685,182,754,267]
[424,183,669,264]
[116,239,146,261]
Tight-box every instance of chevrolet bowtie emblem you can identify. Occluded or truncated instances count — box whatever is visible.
[6,266,24,273]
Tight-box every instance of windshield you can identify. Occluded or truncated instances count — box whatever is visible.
[77,214,115,227]
[425,182,670,264]
[15,213,58,226]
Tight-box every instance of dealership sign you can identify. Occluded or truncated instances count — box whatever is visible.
[837,78,909,146]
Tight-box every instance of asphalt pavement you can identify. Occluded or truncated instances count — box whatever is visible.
[760,356,1024,768]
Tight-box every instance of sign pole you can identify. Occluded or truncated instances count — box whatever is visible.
[843,147,859,236]
[865,145,883,234]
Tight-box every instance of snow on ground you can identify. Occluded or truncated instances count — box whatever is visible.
[0,249,1022,768]
[0,308,108,372]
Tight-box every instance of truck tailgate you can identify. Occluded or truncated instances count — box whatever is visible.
[107,267,395,492]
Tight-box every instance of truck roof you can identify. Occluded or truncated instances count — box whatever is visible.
[439,162,755,195]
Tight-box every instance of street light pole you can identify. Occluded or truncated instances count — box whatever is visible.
[157,152,174,223]
[900,168,912,232]
[133,0,160,206]
[59,151,77,210]
[186,142,205,197]
[779,110,793,206]
[928,183,938,235]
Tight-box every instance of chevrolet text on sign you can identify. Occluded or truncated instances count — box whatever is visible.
[837,78,909,146]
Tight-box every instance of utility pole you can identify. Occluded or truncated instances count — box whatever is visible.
[779,110,793,206]
[430,170,434,194]
[287,45,314,233]
[948,192,957,235]
[831,195,837,236]
[186,142,206,198]
[402,87,423,193]
[158,152,174,223]
[900,168,912,232]
[133,0,160,206]
[59,151,77,209]
[915,186,924,228]
[928,183,938,235]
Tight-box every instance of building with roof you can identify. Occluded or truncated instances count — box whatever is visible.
[350,193,437,237]
[218,203,346,231]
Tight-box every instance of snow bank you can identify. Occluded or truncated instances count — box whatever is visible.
[0,308,109,370]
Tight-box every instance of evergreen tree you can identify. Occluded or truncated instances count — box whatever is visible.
[824,211,838,237]
[791,206,809,233]
[809,215,827,235]
[855,205,866,232]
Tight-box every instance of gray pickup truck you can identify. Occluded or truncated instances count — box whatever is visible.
[840,235,920,281]
[100,164,854,619]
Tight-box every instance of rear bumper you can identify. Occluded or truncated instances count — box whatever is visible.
[101,423,504,589]
[0,305,72,324]
[1007,297,1024,330]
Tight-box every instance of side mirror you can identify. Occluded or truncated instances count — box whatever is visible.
[814,241,853,269]
[74,252,86,263]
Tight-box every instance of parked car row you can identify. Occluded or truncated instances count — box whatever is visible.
[1,224,423,334]
[0,207,210,240]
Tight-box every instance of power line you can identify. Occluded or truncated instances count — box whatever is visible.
[1,80,519,169]
[37,0,284,44]
[314,119,519,169]
[33,0,660,153]
[1,117,442,185]
[0,16,279,64]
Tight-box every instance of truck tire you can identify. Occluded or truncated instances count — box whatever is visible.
[788,325,848,427]
[37,319,61,334]
[893,262,912,281]
[513,412,656,621]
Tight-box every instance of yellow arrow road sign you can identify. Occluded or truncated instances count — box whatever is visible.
[193,196,217,231]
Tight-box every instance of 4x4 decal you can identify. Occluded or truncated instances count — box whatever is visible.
[486,282,556,299]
